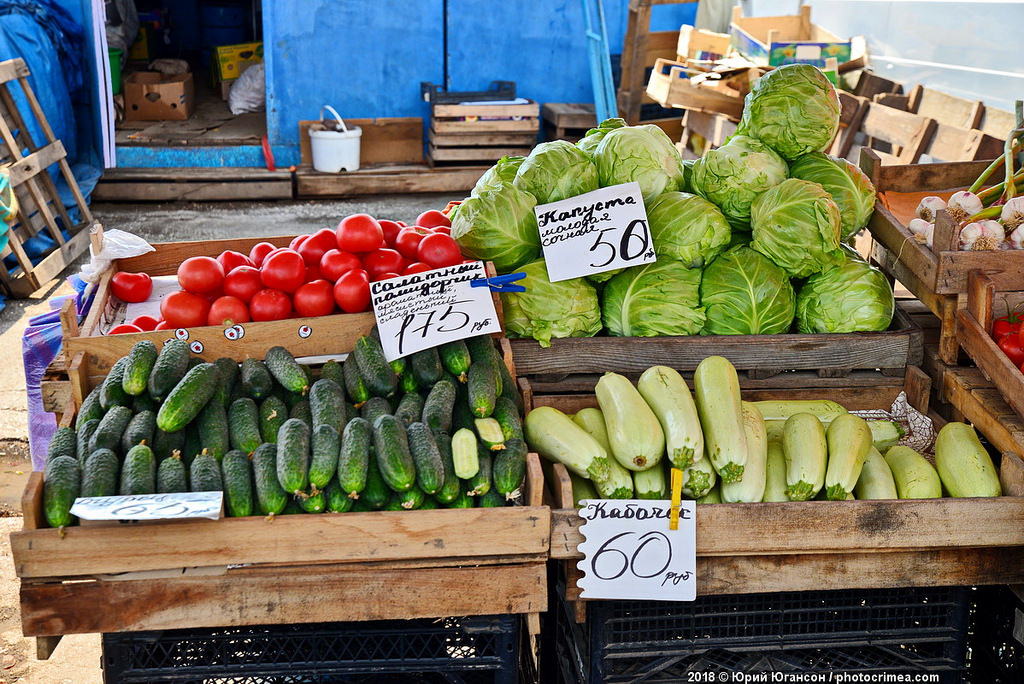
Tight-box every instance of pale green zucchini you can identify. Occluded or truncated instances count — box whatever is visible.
[693,356,747,483]
[637,365,703,469]
[595,372,665,471]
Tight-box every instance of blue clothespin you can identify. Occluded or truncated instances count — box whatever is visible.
[470,271,526,293]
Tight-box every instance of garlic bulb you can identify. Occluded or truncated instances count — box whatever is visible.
[1001,197,1024,232]
[947,191,984,223]
[915,196,947,223]
[908,218,933,244]
[960,219,1005,251]
[1009,226,1024,249]
[959,222,983,250]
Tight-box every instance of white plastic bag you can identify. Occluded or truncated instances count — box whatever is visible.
[79,229,155,283]
[228,63,265,115]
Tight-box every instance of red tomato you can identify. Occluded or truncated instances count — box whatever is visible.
[207,295,250,327]
[336,214,384,253]
[204,287,225,303]
[333,269,371,313]
[293,279,336,318]
[108,323,144,335]
[416,209,452,229]
[376,272,401,281]
[396,221,407,227]
[379,219,404,246]
[998,332,1024,367]
[130,314,160,331]
[177,256,225,295]
[260,249,306,293]
[216,250,254,273]
[432,225,451,236]
[289,234,309,251]
[155,320,174,330]
[249,288,293,321]
[417,233,462,268]
[160,290,211,328]
[402,261,433,276]
[320,249,361,281]
[394,227,431,260]
[223,265,263,303]
[306,263,323,282]
[249,242,277,267]
[994,312,1023,339]
[298,228,337,266]
[110,271,153,303]
[363,248,405,280]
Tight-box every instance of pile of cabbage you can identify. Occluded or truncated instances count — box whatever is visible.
[452,64,891,346]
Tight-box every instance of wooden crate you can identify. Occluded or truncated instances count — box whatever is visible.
[541,103,596,143]
[527,368,1024,623]
[645,58,750,119]
[862,149,1024,364]
[428,101,539,166]
[509,304,922,385]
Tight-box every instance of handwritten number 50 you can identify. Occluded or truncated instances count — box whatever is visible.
[588,220,651,268]
[591,530,672,581]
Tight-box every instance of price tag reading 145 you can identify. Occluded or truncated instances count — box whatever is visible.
[535,181,656,282]
[370,261,501,362]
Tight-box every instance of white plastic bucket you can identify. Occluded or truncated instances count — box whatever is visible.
[310,106,362,172]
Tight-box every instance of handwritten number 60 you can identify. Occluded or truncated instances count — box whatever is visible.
[590,530,672,581]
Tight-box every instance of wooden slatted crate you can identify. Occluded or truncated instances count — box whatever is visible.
[541,103,596,143]
[428,101,539,165]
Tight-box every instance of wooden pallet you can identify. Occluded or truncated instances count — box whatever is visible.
[0,59,95,297]
[541,103,596,142]
[92,167,293,202]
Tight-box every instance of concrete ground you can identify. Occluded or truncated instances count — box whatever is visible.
[0,193,461,682]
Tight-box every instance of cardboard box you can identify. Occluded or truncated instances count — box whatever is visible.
[213,42,263,81]
[677,25,732,63]
[729,5,851,68]
[124,72,194,121]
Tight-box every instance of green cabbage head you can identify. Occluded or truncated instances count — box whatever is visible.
[700,245,795,335]
[514,140,599,204]
[750,178,845,278]
[688,134,788,230]
[501,259,602,347]
[601,260,704,337]
[646,191,731,268]
[736,63,841,160]
[451,182,539,274]
[788,152,876,240]
[576,117,627,157]
[795,249,894,333]
[594,124,685,203]
[471,155,524,196]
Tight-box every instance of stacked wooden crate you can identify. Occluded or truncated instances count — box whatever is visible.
[427,100,539,166]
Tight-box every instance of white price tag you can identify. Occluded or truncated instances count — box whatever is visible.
[576,499,696,601]
[535,182,656,282]
[370,261,501,362]
[71,491,223,522]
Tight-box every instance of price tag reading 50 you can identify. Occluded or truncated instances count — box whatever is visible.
[535,182,656,282]
[370,261,501,362]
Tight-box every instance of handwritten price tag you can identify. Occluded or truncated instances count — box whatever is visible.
[70,492,223,522]
[370,261,501,362]
[576,499,696,601]
[535,181,656,282]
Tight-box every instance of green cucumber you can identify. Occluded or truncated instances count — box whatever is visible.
[309,424,340,490]
[352,499,374,512]
[289,398,312,426]
[240,358,274,400]
[389,356,408,377]
[325,478,354,512]
[156,453,188,493]
[393,484,426,510]
[400,370,420,394]
[338,417,371,497]
[362,450,390,509]
[353,336,398,398]
[277,418,310,495]
[282,499,304,515]
[474,417,506,450]
[280,388,304,410]
[410,347,444,387]
[228,397,262,454]
[492,397,524,442]
[153,427,185,461]
[466,336,503,395]
[493,438,527,498]
[121,410,156,453]
[477,487,506,508]
[182,422,202,466]
[75,385,105,430]
[497,359,523,414]
[148,339,190,400]
[156,363,219,432]
[447,486,474,508]
[89,405,133,454]
[259,395,289,444]
[372,414,416,492]
[343,355,371,406]
[47,426,77,463]
[122,340,158,396]
[320,359,345,387]
[120,443,157,495]
[394,392,425,426]
[299,488,326,513]
[189,451,223,492]
[467,361,498,418]
[211,357,239,408]
[419,496,440,510]
[433,429,461,504]
[467,446,493,496]
[309,378,346,433]
[265,346,309,394]
[132,393,158,414]
[451,428,480,479]
[253,443,287,515]
[43,455,80,527]
[452,399,476,434]
[99,357,132,410]
[221,450,254,517]
[360,396,392,425]
[197,400,230,460]
[406,422,444,495]
[81,449,119,497]
[422,379,456,433]
[439,340,472,381]
[76,419,100,467]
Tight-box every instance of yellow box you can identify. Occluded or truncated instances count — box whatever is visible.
[129,26,151,61]
[213,42,263,81]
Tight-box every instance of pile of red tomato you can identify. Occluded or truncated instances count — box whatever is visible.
[993,310,1024,373]
[107,210,460,333]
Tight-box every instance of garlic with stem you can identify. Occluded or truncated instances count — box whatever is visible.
[1001,196,1024,232]
[915,196,947,223]
[947,191,984,223]
[961,219,1005,251]
[1009,226,1024,250]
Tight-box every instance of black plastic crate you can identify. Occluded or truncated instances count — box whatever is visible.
[966,586,1024,683]
[555,576,970,684]
[102,615,521,684]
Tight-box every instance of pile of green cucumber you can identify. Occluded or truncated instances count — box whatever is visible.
[42,331,528,528]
